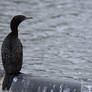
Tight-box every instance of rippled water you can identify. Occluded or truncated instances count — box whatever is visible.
[0,0,92,86]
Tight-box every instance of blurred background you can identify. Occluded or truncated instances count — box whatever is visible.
[0,0,92,88]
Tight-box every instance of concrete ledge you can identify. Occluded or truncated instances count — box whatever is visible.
[10,74,81,92]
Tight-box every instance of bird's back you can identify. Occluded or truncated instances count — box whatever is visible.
[1,32,23,74]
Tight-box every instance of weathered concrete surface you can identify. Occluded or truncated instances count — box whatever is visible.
[10,74,81,92]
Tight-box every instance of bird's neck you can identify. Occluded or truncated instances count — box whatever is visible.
[11,29,18,37]
[11,25,18,37]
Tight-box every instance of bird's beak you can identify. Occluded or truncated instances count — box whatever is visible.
[26,17,33,20]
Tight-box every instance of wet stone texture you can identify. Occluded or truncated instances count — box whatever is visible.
[10,74,81,92]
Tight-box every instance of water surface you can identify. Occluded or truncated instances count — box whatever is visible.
[0,0,92,87]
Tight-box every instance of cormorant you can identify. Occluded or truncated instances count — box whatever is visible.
[1,15,32,90]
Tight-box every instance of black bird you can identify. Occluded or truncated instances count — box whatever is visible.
[1,15,32,90]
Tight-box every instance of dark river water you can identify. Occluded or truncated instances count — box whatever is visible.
[0,0,92,88]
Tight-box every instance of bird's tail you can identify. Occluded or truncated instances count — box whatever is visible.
[2,74,15,91]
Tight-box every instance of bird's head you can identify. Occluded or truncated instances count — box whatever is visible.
[10,15,32,32]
